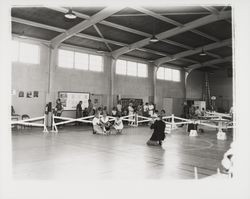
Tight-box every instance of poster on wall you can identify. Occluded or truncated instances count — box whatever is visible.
[11,89,16,96]
[26,91,32,98]
[33,91,39,98]
[18,91,24,98]
[58,91,89,110]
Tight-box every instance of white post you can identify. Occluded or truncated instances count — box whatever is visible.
[217,121,226,140]
[51,114,58,133]
[171,114,176,129]
[194,167,198,179]
[43,114,48,133]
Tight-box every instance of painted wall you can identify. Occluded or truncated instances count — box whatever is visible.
[155,70,185,116]
[11,42,49,118]
[113,63,154,105]
[209,69,233,112]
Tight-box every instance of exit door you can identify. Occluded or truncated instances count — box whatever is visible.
[163,98,173,115]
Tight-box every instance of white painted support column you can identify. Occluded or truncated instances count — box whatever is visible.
[47,47,57,102]
[109,58,116,112]
[153,65,158,104]
[184,71,189,100]
[46,47,57,127]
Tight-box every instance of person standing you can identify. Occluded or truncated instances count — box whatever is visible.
[147,110,166,146]
[148,102,154,117]
[87,99,94,116]
[143,102,149,117]
[54,98,63,117]
[76,101,83,126]
[128,102,134,126]
[116,100,122,116]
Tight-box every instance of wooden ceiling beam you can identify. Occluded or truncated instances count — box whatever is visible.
[50,6,123,48]
[155,38,231,66]
[112,10,231,59]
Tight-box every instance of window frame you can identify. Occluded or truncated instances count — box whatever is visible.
[115,59,148,78]
[157,66,181,82]
[57,47,104,72]
[12,40,40,65]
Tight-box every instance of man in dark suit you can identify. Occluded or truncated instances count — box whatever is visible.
[147,110,166,146]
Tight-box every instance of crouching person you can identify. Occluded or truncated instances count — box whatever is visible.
[113,114,123,134]
[92,113,105,135]
[147,110,166,146]
[100,112,112,135]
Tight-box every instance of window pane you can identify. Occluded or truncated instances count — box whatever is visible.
[58,49,74,68]
[172,69,180,82]
[75,52,88,70]
[165,68,172,80]
[116,59,127,75]
[19,42,39,64]
[137,63,148,77]
[11,40,19,62]
[89,55,103,72]
[127,61,137,76]
[157,67,164,79]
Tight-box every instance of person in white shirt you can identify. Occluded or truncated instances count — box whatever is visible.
[111,107,117,117]
[100,112,111,135]
[148,102,154,117]
[92,113,104,135]
[113,114,124,134]
[128,103,134,126]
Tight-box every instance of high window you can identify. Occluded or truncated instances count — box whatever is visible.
[12,40,40,64]
[116,59,148,77]
[157,67,181,82]
[58,48,103,72]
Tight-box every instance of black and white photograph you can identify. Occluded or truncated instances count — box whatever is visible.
[1,1,250,199]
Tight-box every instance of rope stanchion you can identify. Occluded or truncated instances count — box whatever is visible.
[194,167,198,179]
[11,114,48,133]
[51,114,94,133]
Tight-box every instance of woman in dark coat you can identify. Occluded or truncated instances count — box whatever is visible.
[147,110,166,146]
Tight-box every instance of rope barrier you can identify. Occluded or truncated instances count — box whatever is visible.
[17,111,231,137]
[11,114,48,133]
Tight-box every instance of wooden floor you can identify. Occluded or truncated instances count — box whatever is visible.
[12,125,232,180]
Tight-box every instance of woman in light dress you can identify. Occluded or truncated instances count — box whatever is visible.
[128,103,134,126]
[113,114,124,134]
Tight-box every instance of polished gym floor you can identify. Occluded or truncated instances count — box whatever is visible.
[12,125,232,180]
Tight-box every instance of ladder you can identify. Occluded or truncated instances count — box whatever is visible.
[202,72,212,109]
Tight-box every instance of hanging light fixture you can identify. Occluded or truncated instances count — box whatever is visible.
[96,48,104,53]
[150,19,159,43]
[199,48,207,56]
[65,9,77,19]
[19,31,27,39]
[150,35,159,43]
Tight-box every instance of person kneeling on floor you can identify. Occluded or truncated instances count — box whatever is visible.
[147,110,166,146]
[113,114,123,134]
[100,112,112,135]
[92,113,106,135]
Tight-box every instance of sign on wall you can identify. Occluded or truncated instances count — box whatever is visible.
[58,91,90,110]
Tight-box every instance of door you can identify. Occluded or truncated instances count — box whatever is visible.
[163,98,173,115]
